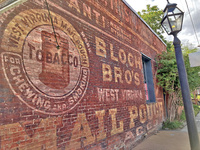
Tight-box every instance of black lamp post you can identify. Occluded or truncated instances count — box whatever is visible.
[161,1,200,150]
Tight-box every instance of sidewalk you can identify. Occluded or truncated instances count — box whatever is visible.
[134,113,200,150]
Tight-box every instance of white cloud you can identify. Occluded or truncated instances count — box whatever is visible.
[125,0,200,47]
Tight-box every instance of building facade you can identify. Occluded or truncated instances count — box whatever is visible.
[0,0,166,149]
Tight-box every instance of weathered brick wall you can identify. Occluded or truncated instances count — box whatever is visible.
[0,0,166,149]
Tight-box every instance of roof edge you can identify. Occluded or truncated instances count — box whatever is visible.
[0,0,28,15]
[122,0,167,46]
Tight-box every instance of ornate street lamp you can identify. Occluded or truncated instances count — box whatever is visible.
[161,2,184,35]
[161,1,200,150]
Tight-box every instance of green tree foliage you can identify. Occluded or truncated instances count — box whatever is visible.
[139,4,200,92]
[182,46,200,91]
[156,50,179,94]
[156,44,200,93]
[138,5,165,41]
[156,45,200,121]
[139,4,200,121]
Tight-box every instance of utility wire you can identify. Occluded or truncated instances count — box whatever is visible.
[184,0,200,45]
[45,0,60,49]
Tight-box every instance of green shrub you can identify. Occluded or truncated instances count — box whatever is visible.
[163,104,200,130]
[193,104,200,116]
[180,104,200,122]
[162,120,183,130]
[180,110,186,121]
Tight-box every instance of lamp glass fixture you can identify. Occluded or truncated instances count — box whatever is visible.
[161,3,184,35]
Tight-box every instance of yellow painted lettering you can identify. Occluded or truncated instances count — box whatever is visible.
[128,106,138,128]
[114,67,123,83]
[119,49,126,64]
[128,53,134,67]
[134,72,140,86]
[135,56,142,69]
[125,70,132,84]
[102,63,112,82]
[95,36,106,58]
[158,102,164,119]
[146,104,153,120]
[83,3,91,19]
[110,44,118,62]
[139,104,147,124]
[69,0,80,13]
[93,9,100,24]
[109,109,123,136]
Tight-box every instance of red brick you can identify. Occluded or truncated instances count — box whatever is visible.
[0,0,165,149]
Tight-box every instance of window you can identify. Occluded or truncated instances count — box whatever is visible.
[142,54,156,103]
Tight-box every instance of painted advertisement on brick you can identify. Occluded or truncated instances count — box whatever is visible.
[1,9,90,115]
[0,0,166,149]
